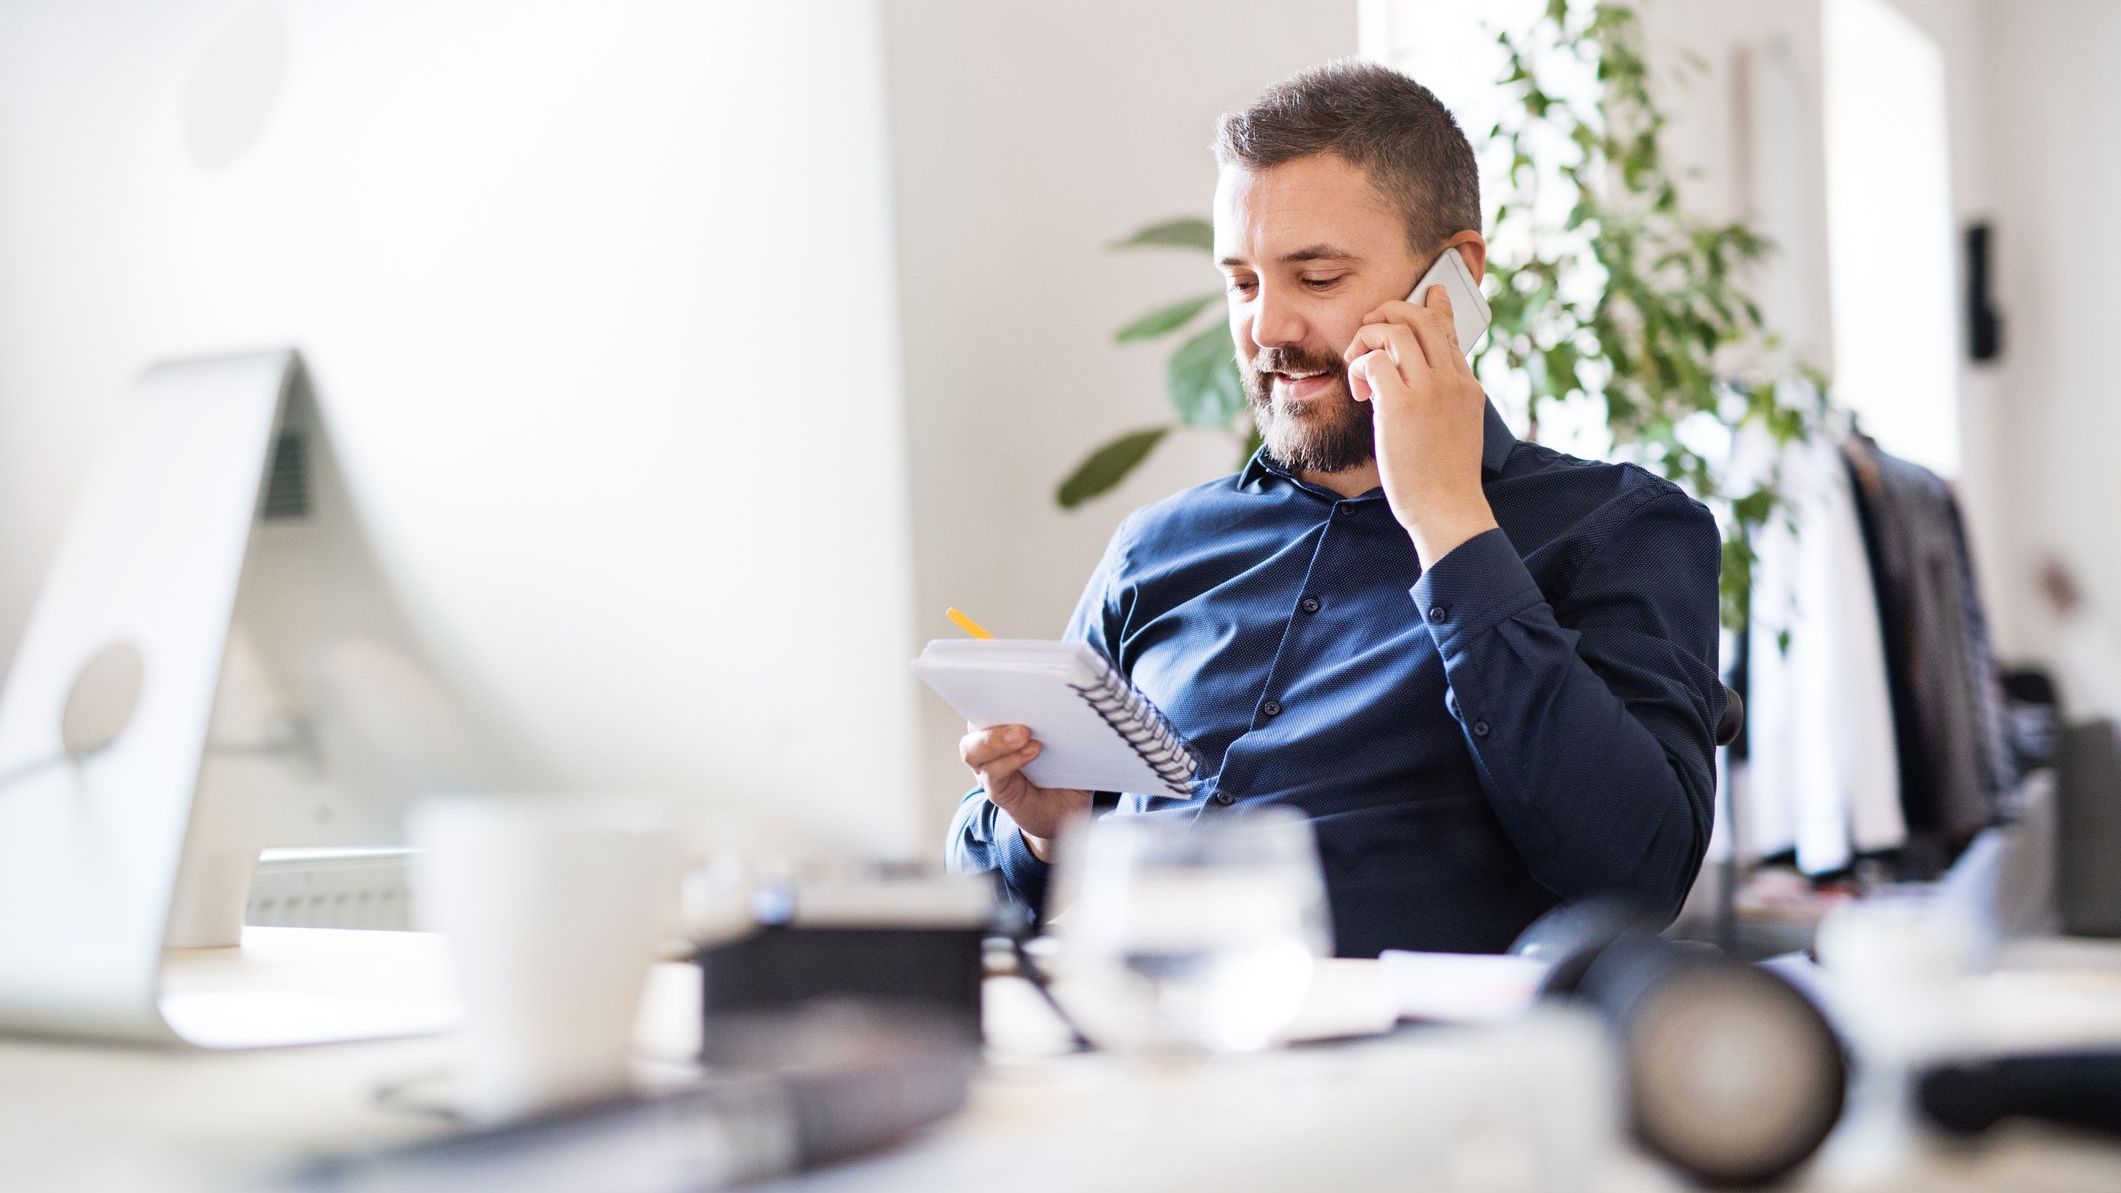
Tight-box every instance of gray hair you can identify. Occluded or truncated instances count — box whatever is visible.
[1214,59,1481,254]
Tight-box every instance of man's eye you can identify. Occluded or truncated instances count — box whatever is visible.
[1227,279,1257,296]
[1302,276,1343,289]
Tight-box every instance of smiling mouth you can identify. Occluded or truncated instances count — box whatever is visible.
[1270,371,1338,398]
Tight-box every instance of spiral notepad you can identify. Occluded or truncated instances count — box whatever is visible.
[913,639,1200,798]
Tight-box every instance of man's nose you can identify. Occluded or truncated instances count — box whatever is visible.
[1249,284,1306,351]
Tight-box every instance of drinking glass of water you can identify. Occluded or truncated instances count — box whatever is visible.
[1052,807,1331,1053]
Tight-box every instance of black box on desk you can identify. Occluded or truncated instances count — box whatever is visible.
[2059,719,2121,936]
[693,873,993,1058]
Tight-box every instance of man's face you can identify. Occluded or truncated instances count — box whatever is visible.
[1214,153,1426,474]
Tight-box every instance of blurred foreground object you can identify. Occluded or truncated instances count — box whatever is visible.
[409,794,680,1125]
[693,867,991,1057]
[1920,1050,2121,1143]
[1050,808,1331,1053]
[1518,899,1848,1186]
[288,1003,975,1193]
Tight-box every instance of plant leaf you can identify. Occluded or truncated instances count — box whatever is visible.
[1544,340,1583,398]
[1057,427,1169,509]
[1115,292,1221,343]
[1165,324,1247,428]
[1110,217,1214,253]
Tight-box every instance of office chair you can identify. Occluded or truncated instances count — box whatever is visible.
[1716,684,1743,748]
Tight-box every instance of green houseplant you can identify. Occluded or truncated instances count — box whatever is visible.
[1058,0,1825,631]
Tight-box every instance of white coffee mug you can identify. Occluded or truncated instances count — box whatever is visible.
[409,793,679,1124]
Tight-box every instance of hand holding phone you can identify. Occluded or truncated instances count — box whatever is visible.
[1343,243,1500,567]
[1407,246,1490,358]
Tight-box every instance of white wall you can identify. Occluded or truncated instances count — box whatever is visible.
[0,1,926,857]
[1981,0,2121,677]
[884,1,1361,838]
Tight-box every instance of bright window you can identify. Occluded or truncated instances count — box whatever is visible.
[1823,0,1961,475]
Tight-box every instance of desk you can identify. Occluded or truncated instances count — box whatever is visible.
[7,933,2121,1192]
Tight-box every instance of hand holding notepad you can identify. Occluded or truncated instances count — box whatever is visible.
[913,637,1201,799]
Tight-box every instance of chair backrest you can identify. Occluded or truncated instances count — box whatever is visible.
[1716,684,1744,748]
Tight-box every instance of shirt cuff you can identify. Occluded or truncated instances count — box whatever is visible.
[996,821,1053,914]
[1408,527,1545,648]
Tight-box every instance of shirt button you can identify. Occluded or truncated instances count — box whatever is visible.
[1429,605,1450,623]
[1336,505,1355,518]
[1263,699,1283,717]
[1473,721,1490,737]
[1212,791,1235,806]
[1299,596,1321,614]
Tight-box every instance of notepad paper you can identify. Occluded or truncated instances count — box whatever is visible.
[1376,951,1550,1023]
[912,639,1200,798]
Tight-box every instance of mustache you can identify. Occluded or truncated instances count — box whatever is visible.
[1249,346,1347,379]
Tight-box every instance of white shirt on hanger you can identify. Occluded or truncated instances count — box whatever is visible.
[1742,434,1904,873]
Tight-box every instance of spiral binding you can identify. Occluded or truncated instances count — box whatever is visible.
[1067,659,1198,796]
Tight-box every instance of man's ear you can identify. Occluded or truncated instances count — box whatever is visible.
[1443,231,1488,284]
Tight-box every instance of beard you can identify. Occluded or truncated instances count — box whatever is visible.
[1241,343,1376,475]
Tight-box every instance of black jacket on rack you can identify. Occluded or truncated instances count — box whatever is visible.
[1842,435,2017,876]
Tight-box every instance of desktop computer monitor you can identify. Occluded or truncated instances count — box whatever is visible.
[0,1,925,1042]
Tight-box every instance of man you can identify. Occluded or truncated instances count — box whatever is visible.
[947,60,1726,956]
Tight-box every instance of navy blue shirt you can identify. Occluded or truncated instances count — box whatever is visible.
[947,402,1726,956]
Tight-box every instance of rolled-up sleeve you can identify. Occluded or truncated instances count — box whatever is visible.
[1409,488,1726,921]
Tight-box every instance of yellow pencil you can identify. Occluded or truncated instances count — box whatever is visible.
[945,606,995,639]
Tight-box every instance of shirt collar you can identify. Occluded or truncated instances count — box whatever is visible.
[1478,399,1517,474]
[1239,399,1518,490]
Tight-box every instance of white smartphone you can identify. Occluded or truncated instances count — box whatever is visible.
[1408,246,1491,357]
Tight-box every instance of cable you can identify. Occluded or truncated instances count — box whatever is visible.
[1005,931,1095,1054]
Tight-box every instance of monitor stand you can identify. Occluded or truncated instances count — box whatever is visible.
[0,350,466,1048]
